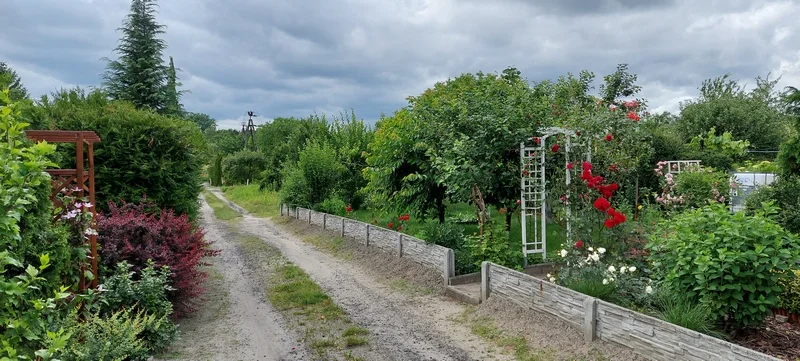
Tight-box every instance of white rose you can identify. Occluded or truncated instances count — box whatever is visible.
[588,247,594,252]
[549,277,556,283]
[602,279,609,285]
[597,247,606,254]
[546,273,551,278]
[645,285,653,294]
[619,266,626,274]
[591,253,600,262]
[607,265,616,273]
[560,249,568,258]
[628,266,636,273]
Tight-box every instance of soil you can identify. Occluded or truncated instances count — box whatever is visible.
[733,317,800,361]
[153,197,310,361]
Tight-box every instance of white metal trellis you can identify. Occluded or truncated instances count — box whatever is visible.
[520,127,584,265]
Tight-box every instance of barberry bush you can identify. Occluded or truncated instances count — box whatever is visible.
[98,199,219,317]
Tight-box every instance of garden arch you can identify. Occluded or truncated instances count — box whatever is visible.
[24,130,100,290]
[520,127,590,265]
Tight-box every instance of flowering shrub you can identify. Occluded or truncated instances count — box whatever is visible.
[654,162,731,211]
[98,199,219,317]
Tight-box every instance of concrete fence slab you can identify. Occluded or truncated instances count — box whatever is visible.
[483,261,780,361]
[280,204,456,287]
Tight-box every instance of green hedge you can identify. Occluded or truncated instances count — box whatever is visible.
[32,89,206,218]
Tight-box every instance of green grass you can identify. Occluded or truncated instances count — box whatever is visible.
[202,190,242,221]
[220,184,280,218]
[459,307,555,361]
[342,326,369,337]
[343,336,368,347]
[268,264,345,321]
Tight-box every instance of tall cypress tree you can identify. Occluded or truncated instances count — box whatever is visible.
[163,56,185,117]
[0,62,29,101]
[102,0,168,111]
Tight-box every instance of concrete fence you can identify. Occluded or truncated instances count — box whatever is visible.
[481,262,780,361]
[281,204,455,287]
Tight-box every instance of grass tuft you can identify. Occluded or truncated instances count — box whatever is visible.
[342,326,369,337]
[203,190,241,220]
[343,336,368,347]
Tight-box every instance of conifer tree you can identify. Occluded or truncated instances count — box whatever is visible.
[102,0,168,110]
[163,56,185,117]
[0,62,29,101]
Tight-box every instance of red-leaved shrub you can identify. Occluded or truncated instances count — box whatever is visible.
[98,199,219,317]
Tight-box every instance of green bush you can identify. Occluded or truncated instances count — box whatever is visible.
[464,223,521,270]
[278,141,343,207]
[60,309,154,361]
[673,168,730,208]
[208,153,223,186]
[647,203,800,328]
[416,221,465,250]
[745,175,800,235]
[101,261,178,353]
[221,149,268,185]
[318,195,347,216]
[778,270,800,314]
[32,89,206,218]
[776,134,800,176]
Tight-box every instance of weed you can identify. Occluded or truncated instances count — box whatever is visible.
[342,327,369,337]
[344,336,368,347]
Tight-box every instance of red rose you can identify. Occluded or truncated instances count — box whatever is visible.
[567,162,573,170]
[605,134,613,141]
[593,197,611,212]
[516,199,521,205]
[388,222,393,229]
[582,161,592,171]
[345,205,353,213]
[551,144,560,152]
[574,240,584,248]
[604,218,615,228]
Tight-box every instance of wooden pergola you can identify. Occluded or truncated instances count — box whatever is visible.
[24,130,100,289]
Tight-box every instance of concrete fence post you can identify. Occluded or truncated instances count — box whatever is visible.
[397,234,404,257]
[341,218,345,237]
[444,249,454,286]
[295,207,299,219]
[584,297,598,343]
[323,213,327,229]
[308,209,312,224]
[481,261,491,302]
[279,203,283,216]
[365,224,370,246]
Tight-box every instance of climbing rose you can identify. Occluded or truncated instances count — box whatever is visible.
[627,111,641,121]
[582,161,592,171]
[551,144,560,152]
[567,162,573,170]
[605,134,613,141]
[574,240,584,249]
[593,197,611,212]
[624,100,639,108]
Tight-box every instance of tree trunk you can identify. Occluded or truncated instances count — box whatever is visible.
[471,185,488,236]
[437,197,446,224]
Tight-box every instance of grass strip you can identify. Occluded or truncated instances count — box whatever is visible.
[203,190,242,221]
[220,184,280,218]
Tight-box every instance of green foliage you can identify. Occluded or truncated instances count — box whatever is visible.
[0,252,72,360]
[60,308,160,361]
[185,112,216,132]
[319,195,347,216]
[100,261,178,353]
[256,115,330,190]
[776,134,800,177]
[162,56,185,117]
[677,74,792,151]
[204,128,243,157]
[33,89,206,218]
[736,160,779,173]
[327,110,373,209]
[102,0,172,111]
[647,203,800,328]
[560,271,616,301]
[672,168,730,208]
[777,270,800,314]
[364,108,448,222]
[745,175,800,235]
[222,149,268,185]
[464,223,520,269]
[0,62,29,101]
[415,221,465,250]
[652,290,725,338]
[688,127,750,159]
[208,153,223,186]
[279,141,343,207]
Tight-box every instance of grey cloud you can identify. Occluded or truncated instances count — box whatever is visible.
[2,0,799,127]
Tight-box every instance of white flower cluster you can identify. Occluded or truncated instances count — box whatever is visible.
[546,273,556,283]
[602,264,637,285]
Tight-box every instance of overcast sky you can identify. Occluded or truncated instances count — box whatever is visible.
[3,0,800,129]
